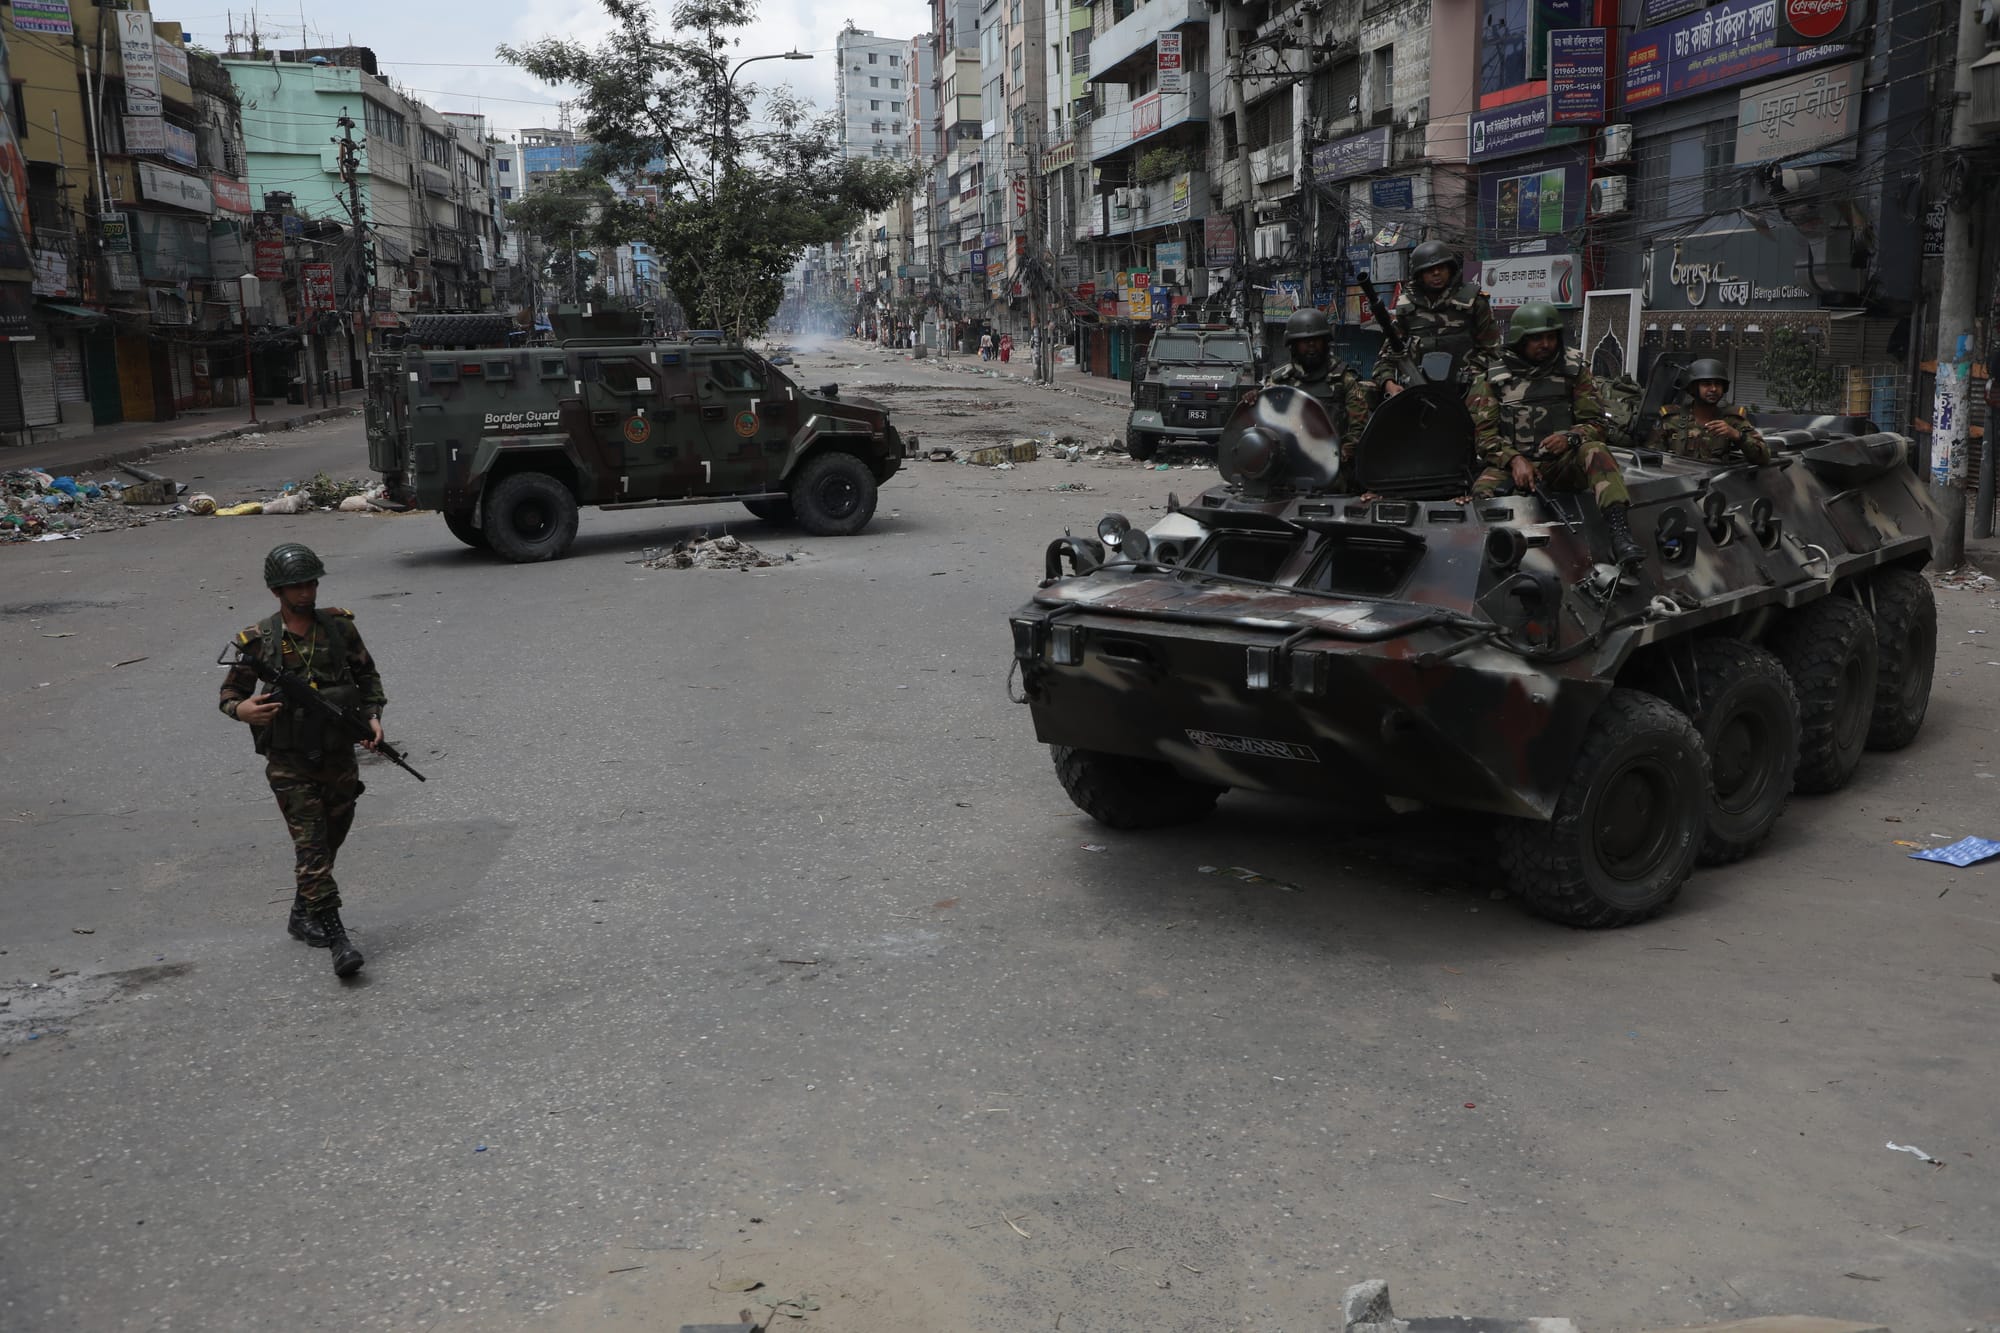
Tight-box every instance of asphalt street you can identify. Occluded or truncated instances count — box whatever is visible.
[2,341,1997,1332]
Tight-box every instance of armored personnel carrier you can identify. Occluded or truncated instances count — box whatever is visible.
[366,308,909,562]
[1009,372,1938,926]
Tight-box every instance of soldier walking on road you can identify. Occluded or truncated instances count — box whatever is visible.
[1655,358,1772,464]
[1373,240,1502,393]
[218,543,387,979]
[1467,301,1646,566]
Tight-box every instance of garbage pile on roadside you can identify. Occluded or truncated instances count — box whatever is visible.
[4,464,391,544]
[640,534,788,571]
[206,472,389,516]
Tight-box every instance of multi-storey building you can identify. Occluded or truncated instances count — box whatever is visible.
[836,26,916,160]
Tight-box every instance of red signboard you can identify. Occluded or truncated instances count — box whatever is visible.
[1131,93,1162,141]
[211,175,252,215]
[1782,0,1848,37]
[1075,282,1095,299]
[301,262,335,313]
[254,237,284,280]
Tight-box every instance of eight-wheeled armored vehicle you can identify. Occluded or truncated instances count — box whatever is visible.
[366,308,908,562]
[1125,324,1262,461]
[1011,370,1939,926]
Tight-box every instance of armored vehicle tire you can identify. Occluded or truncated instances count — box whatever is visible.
[482,471,580,563]
[1051,745,1224,830]
[1648,640,1799,866]
[743,497,796,525]
[1768,596,1878,794]
[1865,568,1936,751]
[442,510,488,550]
[1500,690,1707,928]
[1126,427,1158,461]
[407,313,513,348]
[789,451,878,536]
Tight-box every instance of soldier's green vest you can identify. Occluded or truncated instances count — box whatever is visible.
[1270,361,1343,413]
[253,610,363,758]
[1396,282,1484,361]
[1486,350,1584,452]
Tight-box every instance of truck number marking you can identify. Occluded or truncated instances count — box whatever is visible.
[408,372,419,383]
[1185,729,1321,763]
[701,461,712,482]
[621,474,630,493]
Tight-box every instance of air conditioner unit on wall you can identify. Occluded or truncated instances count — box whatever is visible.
[1588,176,1629,218]
[1600,124,1633,165]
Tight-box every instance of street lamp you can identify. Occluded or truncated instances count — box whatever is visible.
[721,50,813,174]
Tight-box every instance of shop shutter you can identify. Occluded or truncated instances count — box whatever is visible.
[51,335,86,403]
[0,345,26,431]
[14,337,59,427]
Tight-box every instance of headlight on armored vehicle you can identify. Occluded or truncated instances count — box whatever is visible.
[1096,512,1132,548]
[1010,617,1045,660]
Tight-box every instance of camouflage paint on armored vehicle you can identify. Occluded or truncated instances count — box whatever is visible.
[1126,325,1262,461]
[1010,378,1939,927]
[367,309,909,562]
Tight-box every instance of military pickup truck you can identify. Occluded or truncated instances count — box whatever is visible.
[366,309,909,562]
[1125,323,1262,461]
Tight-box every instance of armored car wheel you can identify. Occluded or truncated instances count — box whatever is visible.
[743,497,796,525]
[1500,690,1707,928]
[789,451,878,536]
[1767,596,1877,794]
[1648,640,1799,866]
[482,471,580,563]
[1125,427,1158,462]
[1865,568,1935,751]
[1051,745,1223,830]
[442,510,488,550]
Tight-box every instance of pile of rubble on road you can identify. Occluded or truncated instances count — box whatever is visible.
[206,471,390,516]
[640,534,789,570]
[2,465,193,543]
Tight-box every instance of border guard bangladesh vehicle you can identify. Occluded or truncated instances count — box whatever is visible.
[1010,349,1939,928]
[1126,324,1261,461]
[367,309,909,562]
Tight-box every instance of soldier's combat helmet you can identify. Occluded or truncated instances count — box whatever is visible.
[263,542,326,588]
[1283,308,1332,370]
[1505,300,1564,354]
[1409,239,1460,285]
[1684,357,1729,392]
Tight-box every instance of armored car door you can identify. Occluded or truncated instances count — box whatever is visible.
[576,354,683,499]
[690,351,777,493]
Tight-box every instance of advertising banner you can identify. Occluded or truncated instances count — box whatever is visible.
[1622,0,1852,109]
[1643,225,1817,309]
[1641,0,1705,21]
[1475,253,1581,307]
[1776,0,1867,44]
[1370,176,1415,210]
[33,249,70,297]
[1732,61,1860,164]
[13,0,75,35]
[1204,215,1238,267]
[1131,93,1162,140]
[1129,286,1152,320]
[301,263,336,313]
[98,213,131,255]
[156,36,190,87]
[1546,28,1609,125]
[1170,172,1191,219]
[210,176,253,215]
[1157,31,1183,95]
[1310,127,1392,183]
[1470,102,1569,161]
[136,162,211,214]
[163,123,198,168]
[1155,241,1187,272]
[1477,150,1587,257]
[1528,0,1593,77]
[120,12,162,116]
[124,116,165,155]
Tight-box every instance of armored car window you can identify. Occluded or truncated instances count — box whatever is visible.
[538,357,566,379]
[597,359,653,394]
[706,357,764,391]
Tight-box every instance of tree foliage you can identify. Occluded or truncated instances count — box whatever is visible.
[1760,328,1841,413]
[499,0,916,335]
[502,172,612,305]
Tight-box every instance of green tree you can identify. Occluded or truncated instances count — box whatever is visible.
[500,0,915,336]
[502,172,613,308]
[1759,328,1842,413]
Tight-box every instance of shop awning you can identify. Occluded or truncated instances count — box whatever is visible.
[36,302,106,321]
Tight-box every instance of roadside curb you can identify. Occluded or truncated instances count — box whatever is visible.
[9,405,360,478]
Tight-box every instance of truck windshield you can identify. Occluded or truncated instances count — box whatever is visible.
[1151,333,1252,365]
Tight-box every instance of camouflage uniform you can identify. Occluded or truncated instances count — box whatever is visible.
[1655,404,1771,464]
[1371,283,1503,384]
[1467,347,1632,507]
[1267,360,1378,493]
[219,609,386,914]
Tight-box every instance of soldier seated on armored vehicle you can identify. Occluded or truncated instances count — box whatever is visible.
[1466,300,1645,565]
[1374,240,1501,395]
[1655,358,1772,464]
[1262,309,1376,491]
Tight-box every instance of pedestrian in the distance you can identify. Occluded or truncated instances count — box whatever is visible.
[980,331,994,361]
[999,333,1013,363]
[218,543,388,979]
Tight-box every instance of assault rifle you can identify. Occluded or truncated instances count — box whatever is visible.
[217,643,427,781]
[1355,267,1456,390]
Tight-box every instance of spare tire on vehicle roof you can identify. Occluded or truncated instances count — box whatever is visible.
[407,313,514,349]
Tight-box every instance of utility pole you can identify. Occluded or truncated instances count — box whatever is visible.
[335,108,369,392]
[1228,43,1262,344]
[1927,0,1983,567]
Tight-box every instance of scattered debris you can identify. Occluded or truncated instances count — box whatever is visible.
[757,1292,821,1319]
[1199,864,1300,892]
[3,468,197,542]
[641,535,783,570]
[708,1276,764,1293]
[186,493,217,515]
[1886,1140,1943,1165]
[1048,481,1092,492]
[1932,566,1996,591]
[1908,836,2000,866]
[964,440,1039,466]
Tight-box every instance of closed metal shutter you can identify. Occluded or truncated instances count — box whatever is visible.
[14,337,58,427]
[51,335,86,403]
[1731,345,1776,414]
[0,345,25,430]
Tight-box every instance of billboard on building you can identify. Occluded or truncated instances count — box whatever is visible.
[12,0,74,35]
[1157,32,1183,95]
[120,12,162,116]
[1546,28,1609,125]
[1732,61,1860,164]
[1474,253,1581,307]
[1623,0,1851,109]
[1477,150,1586,257]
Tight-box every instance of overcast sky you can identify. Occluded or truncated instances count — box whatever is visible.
[189,0,933,139]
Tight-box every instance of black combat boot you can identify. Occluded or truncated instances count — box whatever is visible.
[1604,501,1646,567]
[287,896,330,947]
[314,906,365,978]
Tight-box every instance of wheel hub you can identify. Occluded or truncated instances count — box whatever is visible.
[1593,758,1677,880]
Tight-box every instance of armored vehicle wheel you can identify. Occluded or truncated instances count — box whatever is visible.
[1051,745,1224,830]
[407,313,513,348]
[1649,640,1799,866]
[743,497,796,525]
[1865,568,1935,751]
[1125,427,1158,461]
[789,451,878,536]
[1500,690,1707,928]
[442,510,488,550]
[1767,596,1877,794]
[482,471,579,563]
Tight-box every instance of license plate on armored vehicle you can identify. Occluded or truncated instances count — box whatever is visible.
[1183,409,1210,423]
